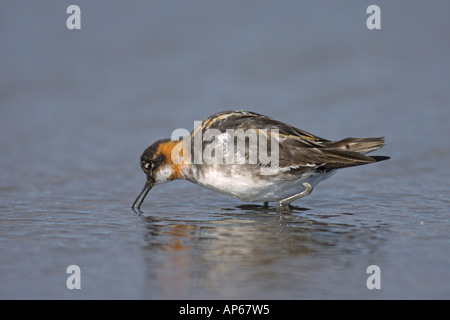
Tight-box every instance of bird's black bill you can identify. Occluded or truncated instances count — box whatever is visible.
[131,180,154,212]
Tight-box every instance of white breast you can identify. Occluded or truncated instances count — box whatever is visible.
[189,164,335,202]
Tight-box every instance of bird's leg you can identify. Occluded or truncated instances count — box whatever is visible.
[277,182,313,212]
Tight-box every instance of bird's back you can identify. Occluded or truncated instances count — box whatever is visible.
[189,110,389,170]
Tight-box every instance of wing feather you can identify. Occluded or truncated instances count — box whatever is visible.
[191,110,389,170]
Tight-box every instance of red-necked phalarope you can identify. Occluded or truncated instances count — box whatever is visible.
[132,110,389,212]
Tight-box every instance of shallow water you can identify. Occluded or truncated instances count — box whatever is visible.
[1,1,450,299]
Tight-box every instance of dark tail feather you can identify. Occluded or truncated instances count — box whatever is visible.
[318,144,390,170]
[319,149,389,170]
[325,137,386,154]
[370,155,390,162]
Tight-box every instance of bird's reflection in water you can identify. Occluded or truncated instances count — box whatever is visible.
[232,203,310,213]
[138,204,382,298]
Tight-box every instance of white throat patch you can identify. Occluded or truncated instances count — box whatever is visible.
[155,164,175,184]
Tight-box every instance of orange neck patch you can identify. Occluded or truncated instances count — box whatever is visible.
[156,140,188,180]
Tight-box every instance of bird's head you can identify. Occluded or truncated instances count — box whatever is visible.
[132,139,184,211]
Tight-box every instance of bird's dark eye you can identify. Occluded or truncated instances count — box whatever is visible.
[142,161,153,171]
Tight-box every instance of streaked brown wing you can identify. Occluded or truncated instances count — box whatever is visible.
[193,110,329,147]
[277,135,379,169]
[192,110,388,170]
